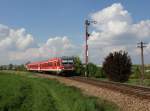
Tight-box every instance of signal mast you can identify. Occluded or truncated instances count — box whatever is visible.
[84,20,96,77]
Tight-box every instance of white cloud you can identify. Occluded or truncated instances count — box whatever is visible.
[9,36,80,62]
[0,24,80,64]
[91,3,131,33]
[88,3,150,64]
[0,26,34,51]
[131,20,150,38]
[0,3,150,65]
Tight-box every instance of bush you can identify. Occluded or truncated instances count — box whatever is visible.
[103,51,132,82]
[73,57,85,75]
[87,63,97,77]
[99,67,106,78]
[130,65,141,79]
[85,63,105,78]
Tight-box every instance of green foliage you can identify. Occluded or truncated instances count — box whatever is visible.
[87,63,105,78]
[130,65,150,79]
[94,67,101,78]
[0,65,7,70]
[0,71,118,111]
[87,63,97,77]
[8,64,13,70]
[130,66,141,79]
[73,57,85,75]
[15,64,26,71]
[0,64,26,71]
[144,66,150,79]
[103,50,132,82]
[127,79,150,86]
[99,67,106,78]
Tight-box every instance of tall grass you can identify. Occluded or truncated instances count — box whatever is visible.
[0,71,118,111]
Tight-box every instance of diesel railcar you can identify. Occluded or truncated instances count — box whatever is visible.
[26,57,75,74]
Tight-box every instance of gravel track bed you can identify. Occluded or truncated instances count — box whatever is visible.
[37,74,150,111]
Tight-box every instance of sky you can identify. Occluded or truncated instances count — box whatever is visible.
[0,0,150,65]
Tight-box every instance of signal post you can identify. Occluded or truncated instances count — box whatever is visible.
[84,20,96,77]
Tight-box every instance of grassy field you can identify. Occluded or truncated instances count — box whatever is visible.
[127,79,150,86]
[94,76,150,87]
[0,71,118,111]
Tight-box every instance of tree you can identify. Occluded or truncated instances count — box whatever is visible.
[97,67,106,78]
[1,65,7,70]
[132,66,141,79]
[16,64,26,71]
[8,64,13,70]
[73,57,84,75]
[103,51,132,82]
[0,66,2,70]
[87,63,98,77]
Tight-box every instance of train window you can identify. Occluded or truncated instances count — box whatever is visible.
[46,63,48,67]
[45,63,48,67]
[54,62,57,66]
[42,64,45,67]
[48,62,52,66]
[62,59,68,64]
[62,60,67,63]
[57,62,60,66]
[68,60,73,64]
[62,62,68,65]
[62,59,74,65]
[52,62,55,67]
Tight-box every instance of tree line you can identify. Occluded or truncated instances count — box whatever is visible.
[0,50,135,82]
[74,50,132,82]
[0,64,26,71]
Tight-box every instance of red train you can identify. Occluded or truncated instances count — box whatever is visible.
[26,57,75,74]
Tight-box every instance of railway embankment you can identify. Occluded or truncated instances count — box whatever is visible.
[37,74,150,111]
[0,71,118,111]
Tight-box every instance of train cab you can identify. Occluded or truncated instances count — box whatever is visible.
[61,57,74,72]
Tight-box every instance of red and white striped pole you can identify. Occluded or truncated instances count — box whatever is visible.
[84,20,97,77]
[85,20,90,77]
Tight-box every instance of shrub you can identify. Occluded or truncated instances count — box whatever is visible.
[99,67,106,78]
[103,51,132,82]
[73,57,85,75]
[87,63,105,78]
[87,63,97,77]
[130,66,141,79]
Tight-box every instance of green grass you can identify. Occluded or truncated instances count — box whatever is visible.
[0,71,118,111]
[127,79,150,86]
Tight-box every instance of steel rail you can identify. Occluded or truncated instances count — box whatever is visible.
[69,76,150,100]
[35,73,150,100]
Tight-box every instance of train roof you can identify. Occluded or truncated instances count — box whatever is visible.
[61,56,74,60]
[27,57,60,65]
[26,56,75,65]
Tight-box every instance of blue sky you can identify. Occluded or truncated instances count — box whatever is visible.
[0,0,150,44]
[0,0,150,64]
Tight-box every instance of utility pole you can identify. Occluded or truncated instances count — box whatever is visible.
[84,20,96,77]
[137,41,147,85]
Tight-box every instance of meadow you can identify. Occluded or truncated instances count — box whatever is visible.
[0,71,118,111]
[128,65,150,86]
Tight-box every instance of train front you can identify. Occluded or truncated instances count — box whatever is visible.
[61,57,75,73]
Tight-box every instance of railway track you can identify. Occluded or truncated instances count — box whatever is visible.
[36,73,150,111]
[36,73,150,100]
[69,76,150,100]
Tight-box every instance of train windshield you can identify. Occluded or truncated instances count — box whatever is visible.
[62,58,74,65]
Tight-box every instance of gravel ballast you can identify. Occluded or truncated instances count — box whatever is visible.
[37,74,150,111]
